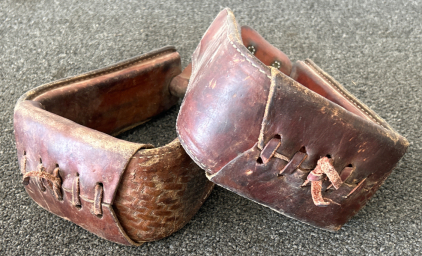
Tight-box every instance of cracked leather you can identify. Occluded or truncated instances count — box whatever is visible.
[176,9,409,230]
[14,46,213,245]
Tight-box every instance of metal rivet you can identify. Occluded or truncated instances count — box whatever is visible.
[271,61,281,69]
[247,45,256,55]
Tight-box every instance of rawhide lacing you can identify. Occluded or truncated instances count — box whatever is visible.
[21,154,104,216]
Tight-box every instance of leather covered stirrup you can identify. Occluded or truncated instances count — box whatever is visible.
[176,9,409,231]
[14,46,213,245]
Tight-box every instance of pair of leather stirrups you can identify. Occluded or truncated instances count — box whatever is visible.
[14,8,408,245]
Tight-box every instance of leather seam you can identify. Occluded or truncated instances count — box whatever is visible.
[176,15,274,174]
[135,151,174,159]
[62,187,111,206]
[24,48,176,101]
[303,60,385,129]
[176,128,212,173]
[228,39,271,79]
[180,17,272,174]
[225,9,271,79]
[257,67,278,150]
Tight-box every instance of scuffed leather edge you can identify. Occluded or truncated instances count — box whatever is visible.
[303,60,394,132]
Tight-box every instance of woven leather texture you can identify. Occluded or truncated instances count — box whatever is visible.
[114,139,214,242]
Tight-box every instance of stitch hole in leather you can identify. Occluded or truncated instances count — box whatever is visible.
[73,173,82,209]
[338,164,355,184]
[22,177,30,186]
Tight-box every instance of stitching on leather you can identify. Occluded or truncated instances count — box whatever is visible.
[303,60,384,128]
[225,12,271,80]
[136,151,173,159]
[62,186,103,203]
[257,67,278,150]
[228,39,271,79]
[62,187,111,206]
[25,49,176,100]
[176,129,212,173]
[257,68,291,163]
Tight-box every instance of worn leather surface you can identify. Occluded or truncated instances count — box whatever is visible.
[177,9,409,230]
[14,46,213,245]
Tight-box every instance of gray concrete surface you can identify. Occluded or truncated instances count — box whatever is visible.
[0,0,421,255]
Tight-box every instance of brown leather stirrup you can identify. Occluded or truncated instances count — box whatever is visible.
[176,9,408,231]
[14,46,213,245]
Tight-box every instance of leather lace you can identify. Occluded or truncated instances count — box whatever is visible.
[21,155,104,217]
[22,161,63,201]
[303,157,342,206]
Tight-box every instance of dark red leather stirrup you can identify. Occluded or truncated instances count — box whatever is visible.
[176,9,409,231]
[14,46,213,245]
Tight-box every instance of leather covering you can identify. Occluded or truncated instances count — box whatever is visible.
[14,46,213,245]
[177,9,409,230]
